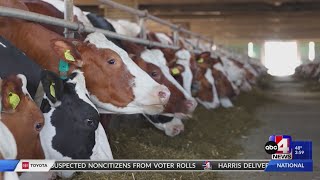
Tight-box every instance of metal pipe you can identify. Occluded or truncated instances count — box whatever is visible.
[64,0,74,38]
[173,30,179,46]
[0,6,179,50]
[138,16,147,40]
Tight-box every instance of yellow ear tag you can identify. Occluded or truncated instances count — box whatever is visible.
[197,58,204,63]
[8,92,20,110]
[171,67,180,75]
[50,82,56,98]
[64,50,75,62]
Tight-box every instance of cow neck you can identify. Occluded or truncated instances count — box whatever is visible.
[0,21,78,77]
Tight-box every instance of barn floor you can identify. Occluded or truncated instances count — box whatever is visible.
[217,76,320,179]
[67,75,320,180]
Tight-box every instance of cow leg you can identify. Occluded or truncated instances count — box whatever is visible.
[100,114,112,141]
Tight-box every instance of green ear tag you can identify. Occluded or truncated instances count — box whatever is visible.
[171,67,180,75]
[8,92,20,110]
[50,82,56,98]
[64,50,75,62]
[59,60,69,79]
[197,58,204,63]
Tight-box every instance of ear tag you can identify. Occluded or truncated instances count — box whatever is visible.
[197,58,204,63]
[64,50,75,62]
[50,82,56,98]
[171,67,180,75]
[8,92,20,110]
[59,60,69,79]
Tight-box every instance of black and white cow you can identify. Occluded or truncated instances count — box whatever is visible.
[0,36,113,178]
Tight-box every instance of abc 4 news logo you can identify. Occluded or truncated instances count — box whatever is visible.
[265,136,292,159]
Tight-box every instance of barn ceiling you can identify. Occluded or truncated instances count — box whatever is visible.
[136,0,320,41]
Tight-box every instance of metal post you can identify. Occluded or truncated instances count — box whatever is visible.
[173,27,180,46]
[138,10,148,40]
[210,40,214,54]
[64,0,74,38]
[196,38,200,50]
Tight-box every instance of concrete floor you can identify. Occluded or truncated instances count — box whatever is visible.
[217,76,320,179]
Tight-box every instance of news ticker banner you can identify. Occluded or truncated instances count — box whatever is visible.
[0,159,313,172]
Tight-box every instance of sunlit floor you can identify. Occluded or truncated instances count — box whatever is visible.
[264,41,301,76]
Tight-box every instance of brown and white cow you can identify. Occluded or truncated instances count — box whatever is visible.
[0,75,45,180]
[0,0,170,115]
[121,40,197,116]
[121,40,197,136]
[194,52,220,109]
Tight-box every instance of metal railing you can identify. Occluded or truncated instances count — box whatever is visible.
[0,6,179,50]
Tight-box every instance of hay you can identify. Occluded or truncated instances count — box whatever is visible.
[66,77,274,180]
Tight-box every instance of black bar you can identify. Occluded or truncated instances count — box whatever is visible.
[50,160,269,171]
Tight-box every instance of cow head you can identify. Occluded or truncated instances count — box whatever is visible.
[0,74,44,159]
[138,49,197,116]
[144,114,184,137]
[220,56,252,92]
[40,70,101,159]
[210,57,236,99]
[50,32,170,115]
[193,52,220,109]
[170,49,194,96]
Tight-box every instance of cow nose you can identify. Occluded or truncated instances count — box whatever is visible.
[157,85,170,104]
[185,99,197,113]
[172,124,184,136]
[158,91,167,99]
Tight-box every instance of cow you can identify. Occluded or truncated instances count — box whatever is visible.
[218,53,253,92]
[199,54,237,108]
[146,33,222,109]
[194,52,220,109]
[0,74,44,180]
[121,40,197,115]
[0,0,171,116]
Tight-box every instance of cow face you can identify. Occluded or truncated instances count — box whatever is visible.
[139,49,197,116]
[210,57,236,99]
[171,49,194,95]
[83,33,171,115]
[144,115,184,137]
[0,75,44,159]
[193,52,220,109]
[131,54,192,115]
[51,33,170,115]
[40,70,100,159]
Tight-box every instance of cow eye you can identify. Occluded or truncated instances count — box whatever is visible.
[107,59,116,65]
[35,123,43,131]
[150,71,157,77]
[86,119,94,126]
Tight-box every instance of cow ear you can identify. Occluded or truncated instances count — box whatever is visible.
[40,70,64,104]
[50,39,83,68]
[170,64,185,76]
[1,76,23,111]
